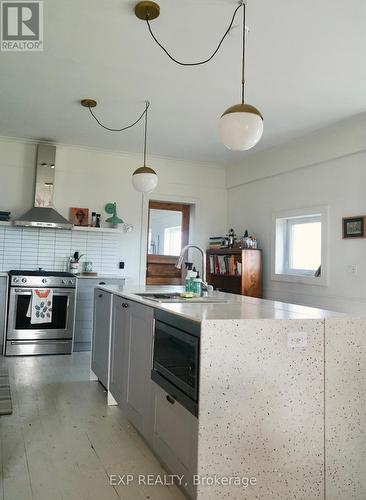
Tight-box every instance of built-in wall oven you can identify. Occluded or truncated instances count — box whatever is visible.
[152,309,200,416]
[6,271,76,356]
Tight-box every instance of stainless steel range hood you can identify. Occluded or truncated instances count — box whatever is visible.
[14,145,73,230]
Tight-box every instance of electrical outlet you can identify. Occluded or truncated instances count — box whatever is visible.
[347,264,358,275]
[119,261,125,269]
[287,331,307,349]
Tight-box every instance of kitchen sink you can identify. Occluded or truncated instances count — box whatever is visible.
[135,293,228,304]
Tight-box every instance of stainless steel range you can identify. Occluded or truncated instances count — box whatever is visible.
[5,270,76,356]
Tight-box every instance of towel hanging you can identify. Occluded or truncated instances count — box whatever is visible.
[26,289,53,325]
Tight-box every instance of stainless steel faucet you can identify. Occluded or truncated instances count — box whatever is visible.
[176,244,207,284]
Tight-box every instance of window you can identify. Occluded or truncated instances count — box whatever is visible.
[164,226,182,256]
[285,216,321,275]
[273,207,328,285]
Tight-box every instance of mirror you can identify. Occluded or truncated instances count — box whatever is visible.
[148,209,182,256]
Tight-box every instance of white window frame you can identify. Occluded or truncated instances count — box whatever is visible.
[272,206,329,286]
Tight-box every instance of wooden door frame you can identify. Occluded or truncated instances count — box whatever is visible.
[146,201,190,285]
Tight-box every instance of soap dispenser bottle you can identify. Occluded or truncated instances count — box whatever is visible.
[192,272,202,297]
[185,262,194,292]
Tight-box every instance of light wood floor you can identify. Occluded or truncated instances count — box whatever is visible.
[0,353,186,500]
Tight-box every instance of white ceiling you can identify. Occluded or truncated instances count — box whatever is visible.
[0,0,365,165]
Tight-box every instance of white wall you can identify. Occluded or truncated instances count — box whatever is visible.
[226,113,366,316]
[0,137,227,285]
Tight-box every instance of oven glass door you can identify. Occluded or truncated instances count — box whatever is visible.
[153,320,199,400]
[7,288,75,340]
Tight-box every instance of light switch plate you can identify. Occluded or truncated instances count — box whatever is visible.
[288,331,307,348]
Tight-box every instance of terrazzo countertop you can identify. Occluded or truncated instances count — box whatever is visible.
[97,284,344,322]
[0,273,8,277]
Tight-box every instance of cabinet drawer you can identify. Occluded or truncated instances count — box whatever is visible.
[151,382,197,498]
[77,278,125,289]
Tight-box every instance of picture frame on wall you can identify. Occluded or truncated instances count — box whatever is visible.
[343,216,366,239]
[70,207,89,226]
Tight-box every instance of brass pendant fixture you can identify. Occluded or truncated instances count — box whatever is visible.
[219,3,263,151]
[81,99,158,193]
[132,102,158,193]
[134,1,263,151]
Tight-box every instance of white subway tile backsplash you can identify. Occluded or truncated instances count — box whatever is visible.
[0,227,122,273]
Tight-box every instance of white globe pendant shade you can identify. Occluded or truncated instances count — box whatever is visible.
[219,103,263,151]
[132,166,158,193]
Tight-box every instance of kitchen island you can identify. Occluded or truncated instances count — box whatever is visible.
[92,285,365,500]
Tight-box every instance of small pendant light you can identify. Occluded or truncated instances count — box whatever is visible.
[132,102,158,193]
[219,2,263,151]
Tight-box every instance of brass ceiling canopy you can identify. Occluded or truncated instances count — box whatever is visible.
[81,99,97,108]
[135,1,160,21]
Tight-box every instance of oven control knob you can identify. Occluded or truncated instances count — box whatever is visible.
[61,279,66,284]
[42,278,47,284]
[13,277,19,283]
[21,278,27,283]
[69,280,74,285]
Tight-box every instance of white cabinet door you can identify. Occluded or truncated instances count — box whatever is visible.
[124,301,154,439]
[74,278,125,351]
[151,382,198,498]
[109,295,129,407]
[91,289,112,388]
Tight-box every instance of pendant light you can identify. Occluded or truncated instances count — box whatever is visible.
[132,102,158,193]
[135,1,263,151]
[219,2,263,151]
[81,99,158,193]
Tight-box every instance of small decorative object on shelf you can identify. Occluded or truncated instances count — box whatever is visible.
[0,211,11,222]
[96,213,101,228]
[240,230,250,248]
[209,236,226,249]
[343,216,366,239]
[105,202,124,228]
[70,207,89,226]
[206,247,262,298]
[227,228,236,248]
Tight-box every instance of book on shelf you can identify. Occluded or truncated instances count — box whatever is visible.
[209,254,242,276]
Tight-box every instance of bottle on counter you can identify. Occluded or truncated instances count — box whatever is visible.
[190,266,198,290]
[91,212,96,227]
[185,262,194,292]
[252,236,258,249]
[192,272,202,297]
[96,214,101,228]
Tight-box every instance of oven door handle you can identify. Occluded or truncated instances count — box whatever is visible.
[12,289,75,294]
[10,340,71,345]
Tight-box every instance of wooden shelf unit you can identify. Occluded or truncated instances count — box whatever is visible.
[206,248,263,298]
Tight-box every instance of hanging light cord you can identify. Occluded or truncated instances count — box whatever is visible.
[145,2,244,67]
[143,101,149,166]
[241,2,246,104]
[87,101,150,132]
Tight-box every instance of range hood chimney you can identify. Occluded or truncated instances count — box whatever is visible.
[14,145,73,230]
